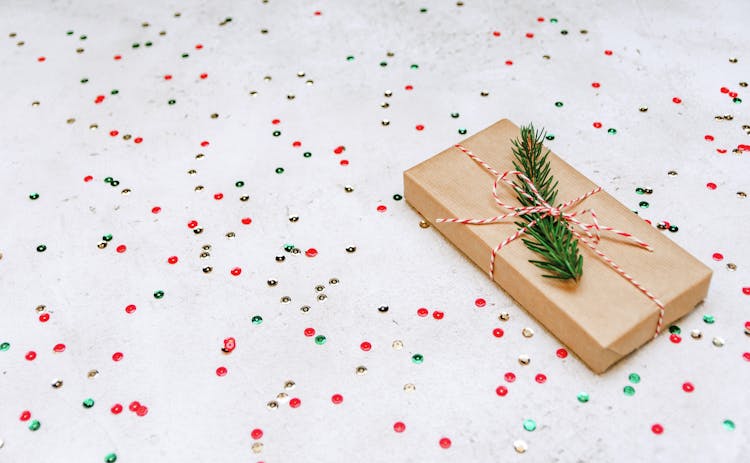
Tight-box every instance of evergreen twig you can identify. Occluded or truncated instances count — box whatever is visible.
[511,124,583,281]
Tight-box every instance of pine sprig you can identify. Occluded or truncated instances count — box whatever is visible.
[511,124,583,281]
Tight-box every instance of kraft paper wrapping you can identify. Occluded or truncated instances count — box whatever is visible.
[404,119,712,373]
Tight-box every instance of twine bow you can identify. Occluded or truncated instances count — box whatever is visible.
[437,144,665,337]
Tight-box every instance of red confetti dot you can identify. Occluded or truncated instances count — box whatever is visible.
[474,298,486,307]
[216,366,228,376]
[125,304,137,314]
[405,85,413,91]
[134,137,143,144]
[340,159,349,166]
[223,337,236,352]
[292,141,302,147]
[84,175,93,182]
[305,248,318,257]
[112,352,124,362]
[377,205,387,212]
[200,141,210,147]
[505,60,513,66]
[745,321,750,330]
[651,424,664,434]
[525,32,534,38]
[682,382,694,392]
[669,334,682,343]
[116,245,127,253]
[604,50,613,55]
[591,82,601,88]
[195,44,203,49]
[214,193,224,200]
[109,130,119,137]
[200,73,208,79]
[492,31,501,37]
[705,135,714,141]
[136,405,148,416]
[417,308,429,317]
[333,145,345,154]
[272,119,281,124]
[230,267,242,276]
[53,343,65,353]
[716,149,727,154]
[504,372,516,383]
[251,429,263,440]
[39,313,50,322]
[720,87,729,93]
[593,122,602,128]
[167,256,178,264]
[25,351,36,361]
[492,328,504,338]
[743,352,750,361]
[187,220,198,229]
[113,55,122,60]
[415,124,424,131]
[164,74,172,80]
[151,206,161,214]
[496,385,508,396]
[289,398,301,408]
[439,437,452,449]
[712,252,723,261]
[537,17,545,22]
[95,95,105,104]
[706,182,717,190]
[556,348,569,358]
[535,373,547,384]
[304,327,316,337]
[241,217,252,225]
[393,421,406,432]
[129,401,141,411]
[672,97,682,104]
[432,311,444,320]
[111,404,123,414]
[729,91,738,98]
[37,56,46,62]
[314,10,322,16]
[20,411,31,421]
[360,341,372,351]
[742,287,750,295]
[331,394,343,404]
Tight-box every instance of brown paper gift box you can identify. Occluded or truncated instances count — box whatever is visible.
[404,119,712,373]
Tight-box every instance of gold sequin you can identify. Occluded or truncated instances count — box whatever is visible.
[329,278,339,285]
[315,285,325,292]
[344,185,354,193]
[384,90,393,97]
[296,71,306,77]
[284,380,295,390]
[392,340,404,350]
[513,440,528,453]
[89,123,98,130]
[518,354,531,365]
[267,279,278,286]
[522,327,534,338]
[122,134,131,140]
[403,383,416,392]
[287,94,295,100]
[480,90,489,96]
[300,305,310,313]
[210,113,219,119]
[87,369,99,379]
[736,191,746,198]
[51,379,63,388]
[639,106,648,112]
[35,305,46,312]
[419,220,430,228]
[690,329,702,339]
[225,232,235,239]
[712,337,725,347]
[121,189,131,195]
[240,195,249,201]
[266,401,278,409]
[381,120,390,126]
[729,57,738,63]
[498,312,510,321]
[251,442,263,454]
[726,263,737,271]
[355,366,368,375]
[280,296,291,303]
[667,170,678,176]
[317,293,327,301]
[31,101,40,107]
[66,118,76,124]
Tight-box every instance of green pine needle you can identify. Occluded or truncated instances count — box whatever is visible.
[511,124,583,281]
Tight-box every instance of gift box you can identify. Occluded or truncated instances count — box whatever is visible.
[403,119,712,373]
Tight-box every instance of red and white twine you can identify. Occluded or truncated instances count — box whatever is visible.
[436,144,665,337]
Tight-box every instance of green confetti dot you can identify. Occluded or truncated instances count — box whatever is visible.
[635,187,645,194]
[111,180,119,187]
[0,342,10,351]
[733,98,742,104]
[608,128,617,135]
[550,18,558,23]
[82,398,95,408]
[411,353,424,364]
[235,180,245,187]
[110,89,119,95]
[145,41,152,47]
[168,99,176,105]
[29,192,39,200]
[275,167,284,174]
[628,373,641,384]
[703,314,715,324]
[36,244,47,252]
[723,419,735,430]
[181,53,189,58]
[80,78,89,84]
[66,30,74,35]
[272,130,281,137]
[577,392,590,403]
[623,385,636,396]
[450,112,460,118]
[314,335,327,345]
[638,201,649,208]
[283,244,295,252]
[669,325,681,334]
[104,177,113,183]
[102,234,113,242]
[554,101,564,107]
[303,151,312,158]
[420,7,428,13]
[80,35,87,40]
[393,194,403,201]
[132,42,140,48]
[545,134,555,141]
[410,64,419,69]
[458,128,467,135]
[379,61,388,67]
[153,290,165,299]
[251,315,263,325]
[523,419,537,431]
[346,55,355,61]
[29,419,41,431]
[561,30,568,35]
[105,453,118,463]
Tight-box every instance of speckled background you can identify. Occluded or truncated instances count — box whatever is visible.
[0,1,748,462]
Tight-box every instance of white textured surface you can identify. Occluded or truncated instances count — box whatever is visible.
[0,1,748,462]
